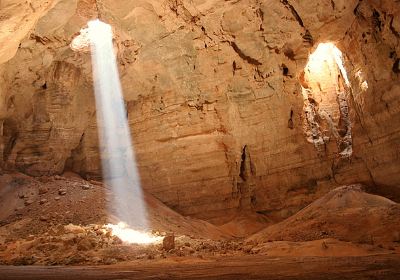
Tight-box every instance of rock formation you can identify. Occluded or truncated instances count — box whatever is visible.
[248,184,400,244]
[0,0,399,223]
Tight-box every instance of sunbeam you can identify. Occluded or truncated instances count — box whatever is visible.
[88,19,153,243]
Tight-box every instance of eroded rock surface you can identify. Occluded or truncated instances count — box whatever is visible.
[0,0,399,222]
[1,175,399,266]
[248,184,400,244]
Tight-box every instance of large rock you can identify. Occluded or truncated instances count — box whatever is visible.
[0,0,399,222]
[162,233,175,251]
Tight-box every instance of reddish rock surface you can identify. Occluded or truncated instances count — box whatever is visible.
[248,185,400,245]
[0,0,399,224]
[0,174,399,266]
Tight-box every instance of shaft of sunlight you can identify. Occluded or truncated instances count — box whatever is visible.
[88,20,149,239]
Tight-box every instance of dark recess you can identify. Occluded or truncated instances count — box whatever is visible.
[239,145,248,181]
[393,59,400,73]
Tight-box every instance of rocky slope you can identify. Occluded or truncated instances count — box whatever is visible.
[1,174,399,265]
[0,0,399,223]
[248,185,400,244]
[0,172,232,241]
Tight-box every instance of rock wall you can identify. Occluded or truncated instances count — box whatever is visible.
[341,0,400,200]
[0,0,399,223]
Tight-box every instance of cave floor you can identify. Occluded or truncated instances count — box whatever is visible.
[1,254,400,280]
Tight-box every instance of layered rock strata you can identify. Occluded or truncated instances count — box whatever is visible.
[0,0,399,222]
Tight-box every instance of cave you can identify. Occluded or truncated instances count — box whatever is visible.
[0,1,400,279]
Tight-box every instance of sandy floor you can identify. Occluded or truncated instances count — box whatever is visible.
[1,254,400,280]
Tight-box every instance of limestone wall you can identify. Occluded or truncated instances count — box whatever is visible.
[0,0,398,222]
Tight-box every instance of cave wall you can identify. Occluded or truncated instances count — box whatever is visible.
[340,0,400,200]
[0,0,399,223]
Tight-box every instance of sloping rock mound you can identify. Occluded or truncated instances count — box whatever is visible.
[218,212,273,238]
[0,172,230,242]
[0,172,243,265]
[248,185,400,244]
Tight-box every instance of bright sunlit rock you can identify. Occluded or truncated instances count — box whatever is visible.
[307,43,350,87]
[355,70,369,91]
[70,27,90,52]
[105,222,162,245]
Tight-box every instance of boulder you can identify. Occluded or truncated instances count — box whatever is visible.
[162,233,175,251]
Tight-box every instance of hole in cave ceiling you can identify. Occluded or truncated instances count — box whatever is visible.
[300,43,353,158]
